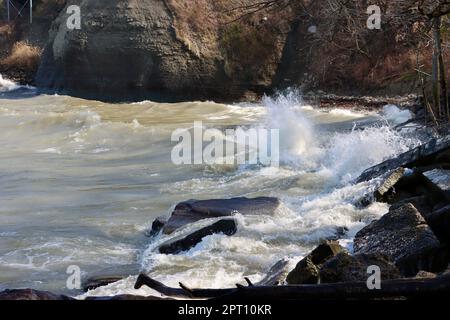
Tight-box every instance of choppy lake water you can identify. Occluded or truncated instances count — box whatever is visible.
[0,77,422,297]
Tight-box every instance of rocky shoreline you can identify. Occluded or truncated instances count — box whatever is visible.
[1,110,449,300]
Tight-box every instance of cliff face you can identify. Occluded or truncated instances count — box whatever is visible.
[36,0,225,100]
[24,0,450,100]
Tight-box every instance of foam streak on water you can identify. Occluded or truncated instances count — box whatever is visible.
[0,88,422,297]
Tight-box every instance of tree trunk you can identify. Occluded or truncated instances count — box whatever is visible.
[436,16,449,121]
[134,273,450,300]
[432,16,442,119]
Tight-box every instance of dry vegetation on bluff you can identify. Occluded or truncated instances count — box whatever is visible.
[0,0,449,99]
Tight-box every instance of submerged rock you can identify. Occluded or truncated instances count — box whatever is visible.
[163,197,280,234]
[354,203,441,276]
[320,252,401,283]
[0,289,74,300]
[158,219,237,254]
[356,136,450,183]
[286,241,344,285]
[82,276,125,292]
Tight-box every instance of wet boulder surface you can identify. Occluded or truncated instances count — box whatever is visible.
[354,203,441,276]
[319,252,401,283]
[286,241,344,285]
[160,197,280,235]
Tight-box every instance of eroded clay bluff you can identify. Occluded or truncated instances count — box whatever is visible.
[35,0,288,101]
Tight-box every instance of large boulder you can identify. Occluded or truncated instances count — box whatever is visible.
[162,197,280,234]
[354,203,441,276]
[356,136,450,183]
[286,241,344,284]
[158,219,237,254]
[0,289,74,300]
[319,252,401,283]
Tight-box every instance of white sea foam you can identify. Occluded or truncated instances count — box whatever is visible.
[0,74,19,92]
[382,104,413,125]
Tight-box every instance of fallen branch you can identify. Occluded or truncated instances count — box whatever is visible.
[134,274,235,299]
[135,273,450,300]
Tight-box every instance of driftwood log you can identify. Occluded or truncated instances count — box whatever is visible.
[135,273,450,300]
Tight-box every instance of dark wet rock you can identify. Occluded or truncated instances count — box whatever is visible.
[147,216,167,237]
[85,294,172,300]
[356,136,450,183]
[422,169,450,202]
[256,259,291,286]
[320,252,401,283]
[355,168,406,207]
[390,195,433,218]
[286,241,344,285]
[384,171,431,204]
[426,205,450,243]
[82,276,125,292]
[354,203,441,276]
[159,219,237,254]
[163,197,280,234]
[0,289,74,300]
[286,256,320,285]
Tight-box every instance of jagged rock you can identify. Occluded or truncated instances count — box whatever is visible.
[286,241,344,284]
[354,203,441,276]
[320,252,401,283]
[163,197,280,234]
[286,257,320,285]
[355,168,406,207]
[0,289,74,300]
[422,169,450,202]
[158,219,237,254]
[356,136,450,183]
[256,259,291,286]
